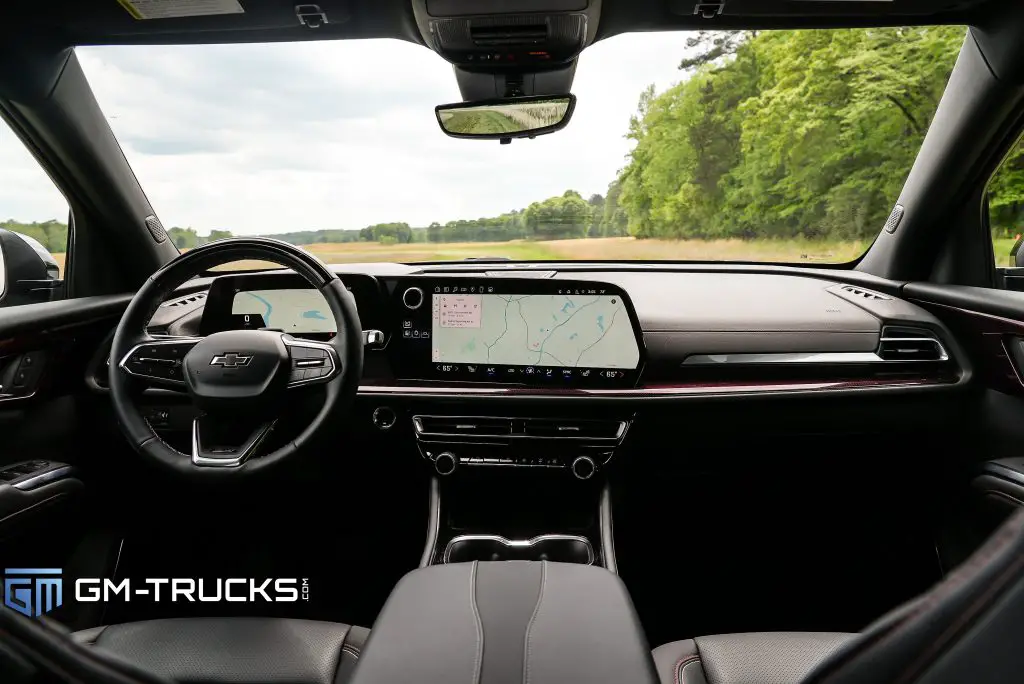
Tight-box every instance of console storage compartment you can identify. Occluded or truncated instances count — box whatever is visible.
[444,534,594,564]
[349,561,657,684]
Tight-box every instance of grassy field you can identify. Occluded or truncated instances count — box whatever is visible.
[49,235,1018,273]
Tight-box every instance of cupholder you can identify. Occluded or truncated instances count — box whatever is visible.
[443,534,594,564]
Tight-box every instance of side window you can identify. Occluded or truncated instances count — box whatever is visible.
[0,120,69,307]
[989,137,1024,281]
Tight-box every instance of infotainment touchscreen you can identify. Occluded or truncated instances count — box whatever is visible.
[431,293,640,370]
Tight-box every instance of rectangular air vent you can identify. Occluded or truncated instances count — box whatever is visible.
[413,416,513,437]
[877,327,947,362]
[161,292,207,308]
[840,285,890,301]
[470,24,547,46]
[520,418,625,441]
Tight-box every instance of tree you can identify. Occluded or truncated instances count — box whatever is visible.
[524,192,592,240]
[616,26,965,242]
[167,227,200,249]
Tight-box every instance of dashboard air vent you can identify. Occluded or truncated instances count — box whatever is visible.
[877,327,948,362]
[840,285,890,301]
[520,418,625,441]
[161,292,207,308]
[413,416,513,437]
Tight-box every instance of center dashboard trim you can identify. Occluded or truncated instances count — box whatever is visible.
[356,374,961,400]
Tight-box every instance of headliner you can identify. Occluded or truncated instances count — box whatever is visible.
[0,0,998,49]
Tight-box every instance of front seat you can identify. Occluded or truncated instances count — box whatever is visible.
[652,507,1024,684]
[653,632,855,684]
[72,618,369,684]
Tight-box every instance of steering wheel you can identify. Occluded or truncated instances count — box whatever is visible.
[108,238,363,478]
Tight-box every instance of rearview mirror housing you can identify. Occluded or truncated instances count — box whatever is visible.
[0,229,62,307]
[435,94,576,142]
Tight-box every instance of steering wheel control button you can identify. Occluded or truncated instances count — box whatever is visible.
[121,339,199,385]
[372,406,397,430]
[402,286,424,310]
[434,451,458,476]
[284,340,337,387]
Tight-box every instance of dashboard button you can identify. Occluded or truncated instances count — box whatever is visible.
[402,287,424,310]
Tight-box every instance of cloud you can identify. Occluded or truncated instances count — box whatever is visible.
[2,33,692,235]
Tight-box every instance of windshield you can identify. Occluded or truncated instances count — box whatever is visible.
[52,28,967,265]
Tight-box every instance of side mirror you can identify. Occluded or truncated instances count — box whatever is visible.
[435,94,576,143]
[1012,234,1024,268]
[0,229,62,306]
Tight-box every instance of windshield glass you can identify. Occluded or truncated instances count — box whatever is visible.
[65,28,965,265]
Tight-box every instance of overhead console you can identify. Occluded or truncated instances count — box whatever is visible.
[411,0,601,79]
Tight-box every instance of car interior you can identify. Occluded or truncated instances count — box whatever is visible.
[4,0,1024,683]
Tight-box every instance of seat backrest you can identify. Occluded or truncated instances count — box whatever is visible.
[806,507,1024,684]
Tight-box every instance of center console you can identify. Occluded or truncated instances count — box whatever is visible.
[349,561,658,684]
[198,272,639,572]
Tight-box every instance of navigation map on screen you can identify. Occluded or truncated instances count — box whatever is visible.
[431,293,639,368]
[231,289,335,334]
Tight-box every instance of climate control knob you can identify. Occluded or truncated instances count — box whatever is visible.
[434,452,458,476]
[402,287,424,310]
[571,456,596,481]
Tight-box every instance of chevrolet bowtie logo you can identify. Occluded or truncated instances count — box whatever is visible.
[210,353,253,368]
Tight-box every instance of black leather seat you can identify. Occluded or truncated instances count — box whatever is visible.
[653,632,855,684]
[652,507,1024,684]
[72,618,369,684]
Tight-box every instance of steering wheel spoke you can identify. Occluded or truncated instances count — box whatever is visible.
[192,415,276,467]
[284,337,340,388]
[119,336,202,388]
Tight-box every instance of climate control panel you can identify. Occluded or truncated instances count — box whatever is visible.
[412,413,630,479]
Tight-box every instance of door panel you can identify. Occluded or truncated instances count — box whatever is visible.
[0,294,128,587]
[903,282,1024,566]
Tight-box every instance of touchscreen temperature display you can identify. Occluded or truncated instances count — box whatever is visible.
[431,293,640,369]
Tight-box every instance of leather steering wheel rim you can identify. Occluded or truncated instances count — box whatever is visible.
[109,237,363,478]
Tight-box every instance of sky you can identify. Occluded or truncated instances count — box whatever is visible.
[1,33,693,236]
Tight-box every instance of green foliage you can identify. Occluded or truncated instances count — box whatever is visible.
[15,28,1015,257]
[989,139,1024,239]
[268,229,362,245]
[618,27,967,241]
[0,219,67,253]
[359,222,413,244]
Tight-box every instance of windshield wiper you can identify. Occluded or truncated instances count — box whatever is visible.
[460,256,511,262]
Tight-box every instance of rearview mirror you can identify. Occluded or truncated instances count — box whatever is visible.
[435,95,576,142]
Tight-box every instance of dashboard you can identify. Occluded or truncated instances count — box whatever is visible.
[141,265,965,400]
